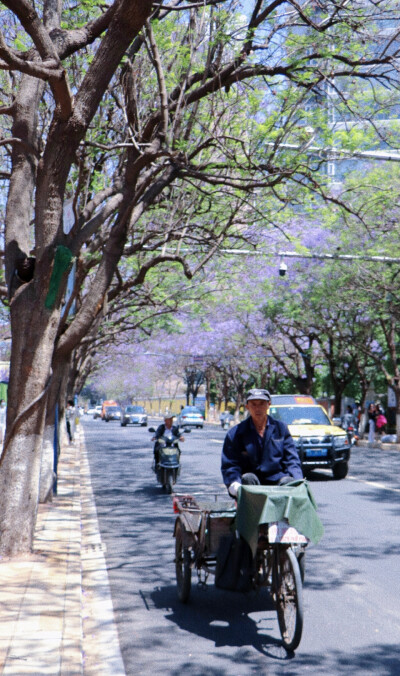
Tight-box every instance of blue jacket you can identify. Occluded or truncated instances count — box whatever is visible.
[221,415,303,486]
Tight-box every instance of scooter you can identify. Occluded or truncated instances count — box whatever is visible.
[220,412,232,430]
[345,424,358,447]
[149,427,182,493]
[339,412,359,448]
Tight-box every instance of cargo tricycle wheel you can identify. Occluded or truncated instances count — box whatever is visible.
[273,546,304,652]
[175,520,192,602]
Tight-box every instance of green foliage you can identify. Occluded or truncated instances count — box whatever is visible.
[4,0,400,411]
[61,1,103,30]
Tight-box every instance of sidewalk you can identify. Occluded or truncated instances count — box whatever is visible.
[357,438,400,452]
[0,429,125,675]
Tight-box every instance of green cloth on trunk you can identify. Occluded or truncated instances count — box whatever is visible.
[235,480,324,556]
[45,245,74,309]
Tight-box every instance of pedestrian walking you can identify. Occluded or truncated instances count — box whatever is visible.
[66,399,75,443]
[375,403,387,436]
[367,402,377,444]
[353,403,362,434]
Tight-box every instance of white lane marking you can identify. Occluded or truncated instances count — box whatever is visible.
[305,468,400,494]
[348,475,400,494]
[211,439,223,444]
[206,453,400,493]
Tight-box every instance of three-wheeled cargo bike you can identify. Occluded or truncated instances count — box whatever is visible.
[173,481,323,652]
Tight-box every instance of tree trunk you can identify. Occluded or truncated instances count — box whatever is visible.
[234,404,241,423]
[334,392,343,417]
[205,371,211,421]
[39,354,71,502]
[40,425,56,504]
[0,284,59,555]
[395,390,400,444]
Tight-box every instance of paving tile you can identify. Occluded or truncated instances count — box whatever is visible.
[0,428,124,675]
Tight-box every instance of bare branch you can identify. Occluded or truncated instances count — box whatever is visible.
[145,20,169,140]
[0,2,73,119]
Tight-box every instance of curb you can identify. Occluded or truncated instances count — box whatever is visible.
[356,439,400,452]
[80,434,125,675]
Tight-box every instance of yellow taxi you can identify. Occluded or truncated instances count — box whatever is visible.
[269,395,350,479]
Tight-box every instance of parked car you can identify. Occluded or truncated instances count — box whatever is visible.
[121,405,148,427]
[269,399,351,479]
[103,405,122,422]
[93,405,102,419]
[176,406,204,429]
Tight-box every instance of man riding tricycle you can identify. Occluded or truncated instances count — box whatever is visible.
[172,389,324,652]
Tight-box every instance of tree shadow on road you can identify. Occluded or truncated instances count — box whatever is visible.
[350,486,400,517]
[286,644,400,675]
[151,583,292,662]
[151,583,400,676]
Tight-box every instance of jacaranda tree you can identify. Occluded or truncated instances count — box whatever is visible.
[1,0,400,555]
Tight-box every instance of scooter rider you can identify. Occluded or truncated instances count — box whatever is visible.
[221,388,303,498]
[152,411,184,464]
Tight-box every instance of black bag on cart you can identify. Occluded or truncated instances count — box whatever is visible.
[215,533,254,592]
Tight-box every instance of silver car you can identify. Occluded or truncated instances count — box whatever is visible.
[121,405,148,427]
[104,405,122,422]
[177,406,204,429]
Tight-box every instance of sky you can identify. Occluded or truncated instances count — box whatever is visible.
[241,0,254,15]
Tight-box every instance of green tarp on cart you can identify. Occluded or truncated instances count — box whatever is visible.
[236,480,324,556]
